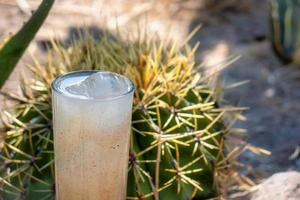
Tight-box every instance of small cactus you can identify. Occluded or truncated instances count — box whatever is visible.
[270,0,300,64]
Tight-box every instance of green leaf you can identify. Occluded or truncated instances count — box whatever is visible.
[0,0,55,89]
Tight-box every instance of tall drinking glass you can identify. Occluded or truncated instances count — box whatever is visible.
[51,71,134,200]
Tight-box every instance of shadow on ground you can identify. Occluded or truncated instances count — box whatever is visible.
[188,0,300,176]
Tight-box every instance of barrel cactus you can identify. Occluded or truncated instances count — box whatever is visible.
[0,29,255,199]
[270,0,300,64]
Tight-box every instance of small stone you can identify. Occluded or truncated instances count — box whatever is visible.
[251,171,300,200]
[265,88,275,98]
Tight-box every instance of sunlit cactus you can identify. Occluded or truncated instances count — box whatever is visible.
[0,28,259,199]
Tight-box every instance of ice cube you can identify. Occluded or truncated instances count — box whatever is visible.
[66,72,130,99]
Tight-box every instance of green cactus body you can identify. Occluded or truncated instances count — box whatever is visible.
[127,88,222,199]
[0,30,247,199]
[270,0,300,64]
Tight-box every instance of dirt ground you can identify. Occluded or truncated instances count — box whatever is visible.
[0,0,300,183]
[189,1,300,175]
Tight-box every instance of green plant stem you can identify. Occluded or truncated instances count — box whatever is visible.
[0,0,55,88]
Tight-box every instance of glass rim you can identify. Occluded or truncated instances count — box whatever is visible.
[51,70,135,101]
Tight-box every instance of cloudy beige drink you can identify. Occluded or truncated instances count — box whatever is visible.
[52,71,134,200]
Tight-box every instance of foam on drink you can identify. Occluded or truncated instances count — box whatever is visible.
[55,71,132,99]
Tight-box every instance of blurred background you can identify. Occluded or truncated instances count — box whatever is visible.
[0,0,300,188]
